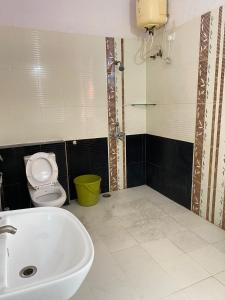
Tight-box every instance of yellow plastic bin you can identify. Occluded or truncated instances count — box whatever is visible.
[74,175,101,207]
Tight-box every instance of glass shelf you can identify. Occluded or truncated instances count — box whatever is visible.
[130,103,157,107]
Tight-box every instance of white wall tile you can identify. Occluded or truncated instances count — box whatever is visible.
[0,26,146,145]
[125,105,146,135]
[0,27,107,145]
[124,38,147,135]
[146,17,200,142]
[147,104,196,142]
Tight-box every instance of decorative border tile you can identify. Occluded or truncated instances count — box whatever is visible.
[212,12,225,223]
[192,12,211,215]
[106,37,118,191]
[106,38,126,191]
[192,6,225,230]
[206,7,223,221]
[121,38,127,189]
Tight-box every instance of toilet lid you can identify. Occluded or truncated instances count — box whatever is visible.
[26,152,58,189]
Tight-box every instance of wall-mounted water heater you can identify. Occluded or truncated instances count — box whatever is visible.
[136,0,168,30]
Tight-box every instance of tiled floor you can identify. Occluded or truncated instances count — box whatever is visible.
[66,185,225,300]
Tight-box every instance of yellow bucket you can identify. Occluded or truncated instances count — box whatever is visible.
[74,175,101,207]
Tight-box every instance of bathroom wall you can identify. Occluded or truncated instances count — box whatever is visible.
[192,6,225,230]
[0,141,70,209]
[126,134,146,188]
[146,17,200,143]
[0,26,146,146]
[168,0,225,28]
[0,27,107,145]
[106,37,146,192]
[0,138,110,210]
[146,135,193,209]
[145,15,201,209]
[3,1,225,216]
[0,25,146,209]
[147,4,225,230]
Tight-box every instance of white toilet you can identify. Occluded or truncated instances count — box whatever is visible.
[24,152,66,207]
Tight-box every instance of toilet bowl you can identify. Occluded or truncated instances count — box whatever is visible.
[24,152,66,207]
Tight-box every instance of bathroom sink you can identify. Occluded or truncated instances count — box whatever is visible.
[0,207,94,300]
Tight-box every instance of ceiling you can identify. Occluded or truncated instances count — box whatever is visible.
[0,0,140,37]
[0,0,224,37]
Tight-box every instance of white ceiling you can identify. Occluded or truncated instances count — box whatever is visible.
[0,0,140,37]
[0,0,225,37]
[168,0,225,28]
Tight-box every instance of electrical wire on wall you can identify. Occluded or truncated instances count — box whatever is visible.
[135,27,165,64]
[135,26,175,65]
[163,30,175,64]
[135,31,155,64]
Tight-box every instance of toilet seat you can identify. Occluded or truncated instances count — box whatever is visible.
[29,182,66,207]
[24,152,66,208]
[26,152,58,189]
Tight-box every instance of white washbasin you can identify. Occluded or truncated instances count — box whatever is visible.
[0,207,94,300]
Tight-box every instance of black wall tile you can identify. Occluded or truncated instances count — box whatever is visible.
[0,145,41,187]
[127,162,146,188]
[146,135,193,209]
[0,141,69,209]
[23,145,42,157]
[2,183,31,210]
[126,134,146,164]
[66,138,109,200]
[146,135,177,171]
[146,135,193,174]
[176,141,194,173]
[0,134,193,211]
[89,139,109,170]
[126,134,146,188]
[0,148,21,186]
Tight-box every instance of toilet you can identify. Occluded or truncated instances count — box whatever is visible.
[24,152,66,207]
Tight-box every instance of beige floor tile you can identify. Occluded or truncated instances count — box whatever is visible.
[213,239,225,254]
[189,245,225,275]
[158,254,209,289]
[141,238,184,263]
[161,292,190,300]
[183,277,225,300]
[172,211,208,230]
[112,246,178,300]
[118,211,150,229]
[99,228,137,253]
[168,230,207,253]
[127,222,165,243]
[70,281,93,300]
[214,271,225,286]
[191,222,225,243]
[64,186,225,300]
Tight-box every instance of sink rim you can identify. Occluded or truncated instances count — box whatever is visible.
[0,207,94,298]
